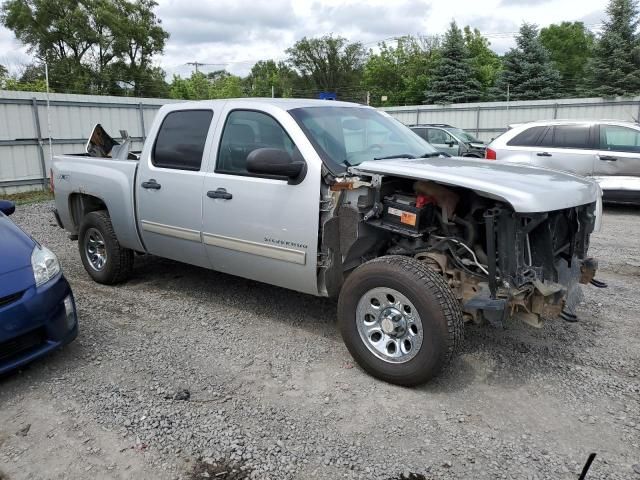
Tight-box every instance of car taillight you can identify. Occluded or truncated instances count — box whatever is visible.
[485,148,497,160]
[49,168,54,192]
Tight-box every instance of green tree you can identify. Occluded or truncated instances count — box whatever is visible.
[286,35,366,94]
[207,70,244,98]
[540,22,595,96]
[169,70,245,100]
[492,23,561,100]
[582,0,640,96]
[1,0,169,96]
[108,0,169,96]
[424,21,481,104]
[464,26,502,99]
[363,35,440,106]
[245,60,297,97]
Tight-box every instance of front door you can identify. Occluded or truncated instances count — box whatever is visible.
[201,106,321,294]
[136,109,216,268]
[594,124,640,178]
[426,128,460,156]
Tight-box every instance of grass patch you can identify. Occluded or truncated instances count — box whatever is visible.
[2,188,54,205]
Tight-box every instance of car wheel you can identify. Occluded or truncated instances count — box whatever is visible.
[338,255,463,386]
[78,210,133,284]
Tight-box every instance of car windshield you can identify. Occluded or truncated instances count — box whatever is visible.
[289,106,440,169]
[446,127,480,143]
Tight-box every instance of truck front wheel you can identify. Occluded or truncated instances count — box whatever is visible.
[338,255,463,386]
[78,210,133,284]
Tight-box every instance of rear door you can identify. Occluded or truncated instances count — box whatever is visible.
[200,104,321,295]
[532,124,597,176]
[136,108,217,268]
[595,123,640,177]
[426,128,460,156]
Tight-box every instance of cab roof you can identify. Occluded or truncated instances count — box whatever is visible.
[164,98,367,111]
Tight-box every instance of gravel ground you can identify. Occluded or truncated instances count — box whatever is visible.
[1,201,639,480]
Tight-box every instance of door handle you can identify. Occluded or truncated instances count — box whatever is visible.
[207,188,232,200]
[141,179,161,189]
[598,155,617,161]
[536,152,552,157]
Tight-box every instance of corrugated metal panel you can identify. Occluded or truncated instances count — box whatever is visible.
[4,92,640,192]
[383,96,640,142]
[0,90,180,193]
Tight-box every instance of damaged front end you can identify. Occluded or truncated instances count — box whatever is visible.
[463,204,599,327]
[321,169,601,328]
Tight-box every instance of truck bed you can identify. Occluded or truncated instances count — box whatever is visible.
[52,154,144,252]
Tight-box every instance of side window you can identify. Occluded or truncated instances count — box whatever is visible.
[217,110,296,175]
[411,128,427,140]
[600,125,640,153]
[507,126,546,147]
[152,110,213,171]
[548,125,591,149]
[427,128,448,144]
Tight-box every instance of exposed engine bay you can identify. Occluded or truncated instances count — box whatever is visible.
[318,173,599,327]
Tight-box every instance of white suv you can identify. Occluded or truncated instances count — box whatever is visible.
[486,120,640,205]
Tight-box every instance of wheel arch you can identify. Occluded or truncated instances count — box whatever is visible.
[68,192,144,252]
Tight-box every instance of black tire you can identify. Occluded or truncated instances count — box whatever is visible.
[78,210,133,284]
[337,255,463,386]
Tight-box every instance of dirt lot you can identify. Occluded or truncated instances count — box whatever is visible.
[1,201,639,480]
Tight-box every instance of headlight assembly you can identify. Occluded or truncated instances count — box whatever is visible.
[31,245,61,287]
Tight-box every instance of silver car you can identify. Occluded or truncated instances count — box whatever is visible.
[410,124,486,158]
[486,120,640,204]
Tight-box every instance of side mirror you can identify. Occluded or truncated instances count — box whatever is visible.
[246,148,307,185]
[446,140,456,148]
[0,200,16,216]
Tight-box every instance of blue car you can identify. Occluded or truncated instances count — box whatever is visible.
[0,199,77,375]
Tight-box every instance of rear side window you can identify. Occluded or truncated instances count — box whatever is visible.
[600,125,640,153]
[506,126,546,146]
[217,110,296,175]
[411,127,427,140]
[152,110,213,171]
[540,125,591,149]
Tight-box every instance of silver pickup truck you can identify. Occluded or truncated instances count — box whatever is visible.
[52,99,603,386]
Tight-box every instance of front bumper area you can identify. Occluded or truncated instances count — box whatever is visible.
[0,273,78,375]
[594,176,640,205]
[464,257,598,328]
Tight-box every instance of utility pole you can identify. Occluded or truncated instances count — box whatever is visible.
[271,85,274,98]
[506,83,510,123]
[366,91,370,106]
[44,61,53,166]
[187,61,204,74]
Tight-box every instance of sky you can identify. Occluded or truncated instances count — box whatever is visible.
[0,0,608,79]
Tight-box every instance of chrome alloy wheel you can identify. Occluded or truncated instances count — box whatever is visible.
[84,227,107,271]
[355,287,424,363]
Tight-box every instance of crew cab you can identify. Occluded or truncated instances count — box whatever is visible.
[52,99,603,386]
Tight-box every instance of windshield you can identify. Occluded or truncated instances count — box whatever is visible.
[446,127,481,143]
[289,106,439,170]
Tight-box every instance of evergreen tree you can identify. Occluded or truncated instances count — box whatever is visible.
[424,21,481,104]
[582,0,640,96]
[492,23,561,101]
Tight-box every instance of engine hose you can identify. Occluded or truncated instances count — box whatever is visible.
[453,215,475,247]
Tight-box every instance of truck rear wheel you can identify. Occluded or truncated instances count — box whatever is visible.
[337,255,463,386]
[78,210,133,284]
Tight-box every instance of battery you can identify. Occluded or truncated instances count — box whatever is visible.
[381,193,435,233]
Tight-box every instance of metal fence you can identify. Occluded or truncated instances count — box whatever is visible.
[3,91,640,194]
[382,96,640,142]
[0,90,180,194]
